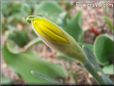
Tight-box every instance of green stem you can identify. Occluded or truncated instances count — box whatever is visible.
[6,38,42,54]
[84,59,113,85]
[57,52,113,84]
[24,38,42,50]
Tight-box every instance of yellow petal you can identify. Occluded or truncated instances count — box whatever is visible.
[32,18,69,44]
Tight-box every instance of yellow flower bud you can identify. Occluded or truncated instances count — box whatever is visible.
[26,16,86,63]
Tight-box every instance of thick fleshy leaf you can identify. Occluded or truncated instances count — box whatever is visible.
[103,64,114,75]
[104,16,114,31]
[8,30,30,47]
[94,34,114,65]
[34,2,64,25]
[65,11,83,42]
[3,42,68,84]
[2,2,32,22]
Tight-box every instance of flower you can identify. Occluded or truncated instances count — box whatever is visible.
[26,16,87,63]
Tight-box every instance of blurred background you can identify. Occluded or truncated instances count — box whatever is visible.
[1,0,114,85]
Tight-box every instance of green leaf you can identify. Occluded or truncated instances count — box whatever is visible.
[2,2,32,23]
[103,64,114,75]
[34,2,64,25]
[31,70,59,84]
[65,11,83,42]
[3,42,68,84]
[94,34,114,65]
[8,30,30,47]
[104,16,114,31]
